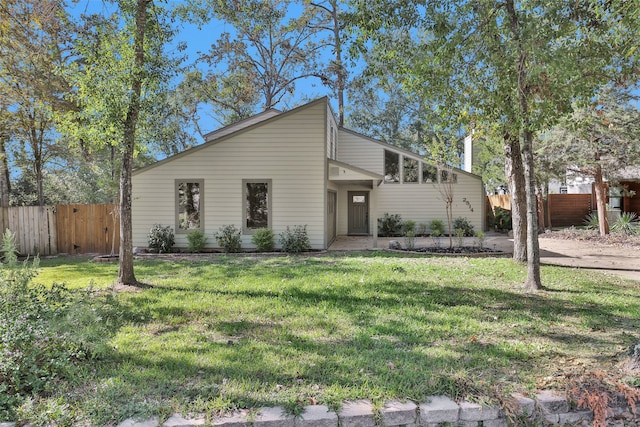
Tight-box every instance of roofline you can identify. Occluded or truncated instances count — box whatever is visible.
[337,126,481,180]
[202,108,283,141]
[133,97,329,176]
[328,159,384,180]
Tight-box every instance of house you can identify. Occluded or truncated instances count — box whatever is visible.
[132,98,485,250]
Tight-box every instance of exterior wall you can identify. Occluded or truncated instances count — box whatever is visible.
[337,129,384,174]
[336,130,484,233]
[133,100,328,250]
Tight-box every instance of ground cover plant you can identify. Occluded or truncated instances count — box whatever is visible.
[5,252,640,425]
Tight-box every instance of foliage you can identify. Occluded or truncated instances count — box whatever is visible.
[2,229,18,264]
[417,222,428,236]
[404,230,416,250]
[186,230,207,253]
[251,228,275,252]
[279,225,311,253]
[454,228,465,247]
[215,225,242,253]
[492,207,512,232]
[475,231,486,249]
[147,224,175,253]
[429,219,446,236]
[195,0,327,117]
[584,212,600,230]
[402,220,416,235]
[452,217,475,237]
[378,213,403,237]
[611,212,639,236]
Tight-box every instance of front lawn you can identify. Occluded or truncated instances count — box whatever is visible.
[8,253,640,425]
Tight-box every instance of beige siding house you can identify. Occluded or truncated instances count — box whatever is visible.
[132,98,485,250]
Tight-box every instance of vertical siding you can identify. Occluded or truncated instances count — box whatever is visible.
[133,100,327,250]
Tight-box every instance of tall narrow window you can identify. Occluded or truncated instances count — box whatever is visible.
[329,124,335,159]
[333,127,338,159]
[176,180,203,232]
[422,163,437,183]
[403,157,418,183]
[384,150,400,183]
[243,179,271,233]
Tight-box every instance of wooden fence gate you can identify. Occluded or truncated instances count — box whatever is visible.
[0,203,119,256]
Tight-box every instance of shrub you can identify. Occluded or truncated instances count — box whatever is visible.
[147,224,175,253]
[417,222,428,237]
[583,212,599,230]
[279,225,311,253]
[404,230,416,250]
[402,220,416,235]
[252,228,275,252]
[215,225,242,253]
[475,231,486,248]
[429,219,446,236]
[611,212,639,235]
[453,217,475,237]
[378,213,403,237]
[455,228,465,247]
[2,229,18,265]
[492,207,512,231]
[186,230,207,253]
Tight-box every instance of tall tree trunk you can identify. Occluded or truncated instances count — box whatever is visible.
[118,0,150,286]
[506,0,542,290]
[0,136,11,208]
[331,0,345,127]
[504,132,527,262]
[593,165,609,236]
[522,128,542,291]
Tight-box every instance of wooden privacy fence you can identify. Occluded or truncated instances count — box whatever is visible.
[486,194,593,229]
[0,203,119,256]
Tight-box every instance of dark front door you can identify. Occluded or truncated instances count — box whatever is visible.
[348,191,369,235]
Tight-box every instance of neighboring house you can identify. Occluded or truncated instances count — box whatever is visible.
[132,98,485,250]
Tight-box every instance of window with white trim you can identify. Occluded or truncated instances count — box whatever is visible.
[243,179,271,233]
[176,180,203,233]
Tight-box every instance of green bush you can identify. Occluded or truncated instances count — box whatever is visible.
[611,212,639,235]
[492,207,512,231]
[417,223,428,236]
[252,228,275,252]
[279,225,311,253]
[583,212,599,230]
[186,230,208,253]
[429,219,446,236]
[378,213,403,237]
[402,220,416,235]
[404,230,416,250]
[453,217,475,237]
[475,231,486,248]
[2,229,18,265]
[215,225,242,253]
[147,224,175,253]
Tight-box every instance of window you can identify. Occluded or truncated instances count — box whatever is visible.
[329,125,336,160]
[422,163,437,183]
[403,157,418,183]
[176,180,203,232]
[440,169,458,183]
[243,179,271,233]
[384,150,400,183]
[333,127,338,159]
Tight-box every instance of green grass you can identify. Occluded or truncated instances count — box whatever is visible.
[28,253,640,425]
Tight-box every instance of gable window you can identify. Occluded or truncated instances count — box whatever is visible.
[176,180,203,232]
[332,127,338,159]
[384,150,400,183]
[440,169,458,183]
[329,124,335,159]
[243,179,271,233]
[403,157,418,183]
[422,163,437,183]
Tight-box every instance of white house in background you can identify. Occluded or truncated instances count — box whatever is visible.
[132,98,485,250]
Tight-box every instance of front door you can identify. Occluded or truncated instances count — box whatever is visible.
[348,191,369,235]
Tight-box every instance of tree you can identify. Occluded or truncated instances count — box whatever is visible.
[58,0,178,286]
[540,88,640,235]
[198,0,328,115]
[309,0,348,126]
[0,0,74,206]
[350,0,640,291]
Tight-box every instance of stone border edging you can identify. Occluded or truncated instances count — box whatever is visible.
[5,390,635,427]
